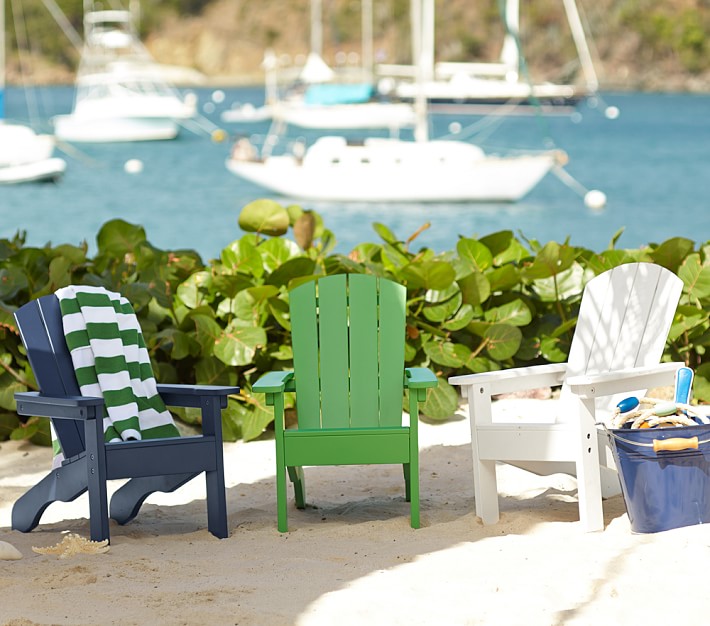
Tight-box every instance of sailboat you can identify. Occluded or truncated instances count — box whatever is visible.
[53,2,197,142]
[221,0,416,131]
[0,0,66,184]
[224,0,560,203]
[377,0,598,113]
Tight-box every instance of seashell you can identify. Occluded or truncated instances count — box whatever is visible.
[653,401,679,417]
[0,541,23,560]
[616,397,640,413]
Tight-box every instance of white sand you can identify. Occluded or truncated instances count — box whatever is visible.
[2,400,710,626]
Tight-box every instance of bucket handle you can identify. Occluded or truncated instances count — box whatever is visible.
[603,425,710,453]
[653,437,698,453]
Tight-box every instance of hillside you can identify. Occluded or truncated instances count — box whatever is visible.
[5,0,710,91]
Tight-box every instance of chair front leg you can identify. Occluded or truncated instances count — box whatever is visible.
[467,382,500,525]
[573,395,604,532]
[84,417,110,543]
[201,395,229,539]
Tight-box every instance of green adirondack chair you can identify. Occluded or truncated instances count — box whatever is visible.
[253,274,437,531]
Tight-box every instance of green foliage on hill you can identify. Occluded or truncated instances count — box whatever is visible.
[1,203,709,446]
[4,0,710,83]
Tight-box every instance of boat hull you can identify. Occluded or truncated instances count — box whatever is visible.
[0,157,67,184]
[227,144,555,203]
[54,114,179,142]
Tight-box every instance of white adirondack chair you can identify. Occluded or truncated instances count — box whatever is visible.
[449,262,684,532]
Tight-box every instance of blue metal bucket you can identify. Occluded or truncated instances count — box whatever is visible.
[607,424,710,533]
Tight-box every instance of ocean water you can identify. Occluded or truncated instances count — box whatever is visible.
[1,85,709,262]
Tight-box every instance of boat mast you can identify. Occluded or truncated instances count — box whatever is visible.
[561,0,598,91]
[411,0,430,142]
[499,0,520,81]
[361,0,373,80]
[311,0,323,58]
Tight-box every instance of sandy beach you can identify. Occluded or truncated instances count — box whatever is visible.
[3,398,710,626]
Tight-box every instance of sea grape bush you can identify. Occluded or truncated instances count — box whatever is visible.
[1,200,709,446]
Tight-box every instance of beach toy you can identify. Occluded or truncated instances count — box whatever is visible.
[675,367,694,404]
[617,397,640,414]
[653,401,679,417]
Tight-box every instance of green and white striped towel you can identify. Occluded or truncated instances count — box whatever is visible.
[52,285,180,464]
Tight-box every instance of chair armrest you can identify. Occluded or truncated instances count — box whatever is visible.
[566,362,684,398]
[448,363,568,395]
[14,391,104,420]
[405,367,438,389]
[252,371,295,394]
[156,384,239,409]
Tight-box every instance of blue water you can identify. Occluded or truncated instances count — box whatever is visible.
[2,85,709,261]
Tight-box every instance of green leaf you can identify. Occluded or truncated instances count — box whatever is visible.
[195,356,236,386]
[214,320,267,366]
[442,303,475,331]
[458,271,491,306]
[29,418,52,446]
[679,253,710,301]
[456,238,493,275]
[423,286,462,322]
[190,314,222,354]
[0,381,25,411]
[232,401,274,442]
[531,263,585,302]
[480,231,530,265]
[485,324,522,360]
[422,338,465,367]
[238,199,290,236]
[96,219,147,257]
[220,238,264,278]
[373,223,399,245]
[484,299,532,327]
[521,241,578,281]
[265,257,317,288]
[259,237,300,273]
[400,261,455,291]
[649,237,695,272]
[176,271,213,309]
[488,265,521,292]
[0,266,28,299]
[419,378,459,420]
[539,335,570,363]
[0,413,20,441]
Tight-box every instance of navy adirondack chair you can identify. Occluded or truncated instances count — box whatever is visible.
[12,294,239,543]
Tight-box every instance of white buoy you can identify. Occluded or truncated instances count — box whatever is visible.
[203,102,215,114]
[211,89,225,104]
[605,106,620,120]
[448,121,462,134]
[124,159,143,174]
[584,189,607,210]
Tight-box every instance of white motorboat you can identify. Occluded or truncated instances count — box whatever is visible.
[0,124,66,184]
[54,6,196,143]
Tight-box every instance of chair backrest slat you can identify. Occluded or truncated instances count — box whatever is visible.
[290,274,406,430]
[15,295,85,458]
[290,280,322,429]
[317,275,350,428]
[378,277,407,427]
[348,275,380,427]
